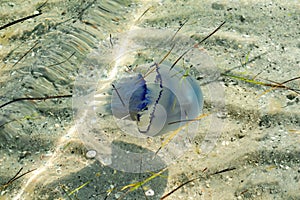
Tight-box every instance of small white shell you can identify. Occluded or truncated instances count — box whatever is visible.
[145,189,155,196]
[85,149,97,159]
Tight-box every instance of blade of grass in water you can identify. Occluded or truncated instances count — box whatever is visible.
[155,113,209,156]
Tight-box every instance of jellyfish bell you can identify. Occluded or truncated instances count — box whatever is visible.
[111,62,203,137]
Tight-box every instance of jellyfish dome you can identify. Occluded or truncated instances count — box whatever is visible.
[111,62,203,137]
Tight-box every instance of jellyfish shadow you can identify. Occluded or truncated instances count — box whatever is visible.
[35,141,168,200]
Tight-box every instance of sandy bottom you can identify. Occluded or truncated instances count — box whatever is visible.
[0,0,299,199]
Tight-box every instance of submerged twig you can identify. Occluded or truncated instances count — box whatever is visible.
[137,6,153,22]
[46,52,76,68]
[160,167,236,200]
[211,167,236,175]
[158,43,176,65]
[112,84,125,107]
[141,43,176,81]
[0,94,72,109]
[170,21,226,71]
[10,41,39,69]
[160,178,198,200]
[0,13,42,31]
[0,167,36,190]
[109,34,113,47]
[36,0,48,12]
[222,73,300,95]
[171,19,189,41]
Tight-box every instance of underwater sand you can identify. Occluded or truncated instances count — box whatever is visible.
[0,0,299,199]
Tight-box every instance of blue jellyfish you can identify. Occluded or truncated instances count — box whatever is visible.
[111,62,203,136]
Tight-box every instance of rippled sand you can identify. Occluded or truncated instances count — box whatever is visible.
[0,0,299,199]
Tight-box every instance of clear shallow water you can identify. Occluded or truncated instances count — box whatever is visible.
[0,0,299,199]
[72,21,225,172]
